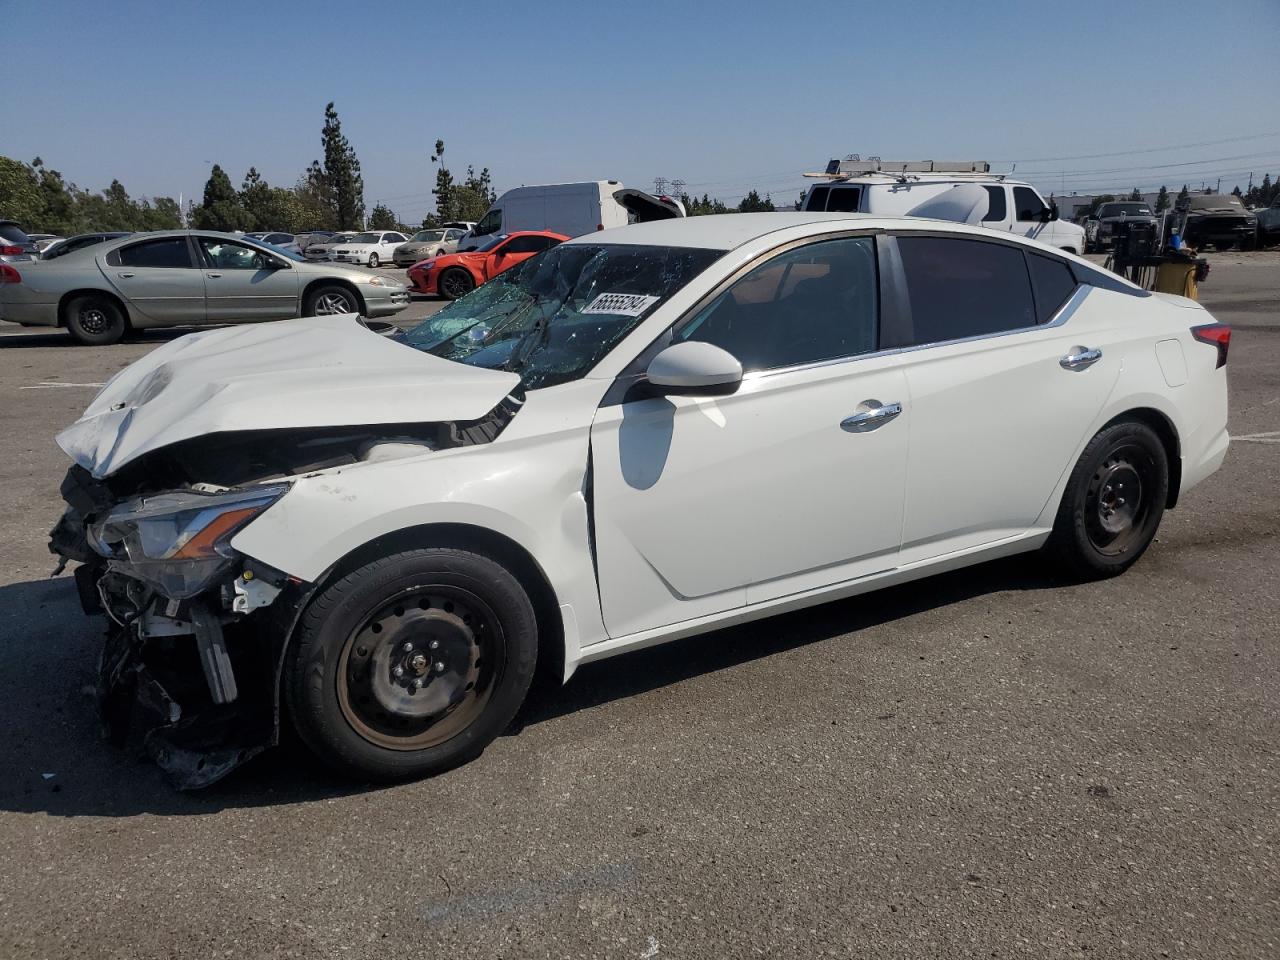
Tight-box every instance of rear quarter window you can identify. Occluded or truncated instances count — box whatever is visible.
[1027,252,1077,322]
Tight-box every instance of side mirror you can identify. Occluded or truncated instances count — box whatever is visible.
[1043,203,1059,223]
[645,341,743,397]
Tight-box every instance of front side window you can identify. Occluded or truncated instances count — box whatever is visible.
[474,209,502,236]
[823,187,862,213]
[982,186,1007,222]
[1014,186,1049,222]
[677,236,878,371]
[502,235,550,254]
[804,186,831,211]
[886,236,1036,347]
[397,243,724,390]
[115,238,193,268]
[198,238,272,270]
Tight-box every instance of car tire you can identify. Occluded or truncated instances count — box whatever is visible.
[303,285,361,316]
[439,267,475,300]
[367,253,380,268]
[64,294,128,346]
[286,548,539,782]
[1045,420,1168,581]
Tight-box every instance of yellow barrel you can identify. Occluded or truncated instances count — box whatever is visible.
[1154,262,1198,300]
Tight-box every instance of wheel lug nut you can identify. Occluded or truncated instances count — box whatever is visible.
[393,666,404,678]
[435,661,446,673]
[1117,498,1125,505]
[429,640,439,650]
[414,678,425,689]
[402,642,414,653]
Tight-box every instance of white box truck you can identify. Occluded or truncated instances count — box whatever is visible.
[461,181,684,250]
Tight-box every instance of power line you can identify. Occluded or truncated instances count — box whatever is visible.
[993,130,1280,164]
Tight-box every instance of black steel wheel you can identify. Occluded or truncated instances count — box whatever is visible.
[287,548,538,781]
[439,267,475,300]
[1047,420,1168,580]
[64,294,127,345]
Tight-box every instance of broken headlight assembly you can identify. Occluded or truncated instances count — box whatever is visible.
[88,484,289,599]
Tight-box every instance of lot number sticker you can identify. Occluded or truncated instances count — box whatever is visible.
[582,293,660,316]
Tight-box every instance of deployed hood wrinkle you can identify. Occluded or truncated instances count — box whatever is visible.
[58,314,520,479]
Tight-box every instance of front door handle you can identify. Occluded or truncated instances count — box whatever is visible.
[117,272,135,279]
[1060,346,1102,370]
[206,273,223,279]
[841,399,903,433]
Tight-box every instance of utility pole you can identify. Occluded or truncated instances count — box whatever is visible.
[669,179,685,198]
[653,177,668,195]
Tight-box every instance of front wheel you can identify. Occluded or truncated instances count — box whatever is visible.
[287,548,539,781]
[367,252,380,268]
[1046,420,1168,580]
[439,267,475,300]
[303,285,361,316]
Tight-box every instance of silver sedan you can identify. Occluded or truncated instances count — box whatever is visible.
[393,227,467,266]
[0,230,410,345]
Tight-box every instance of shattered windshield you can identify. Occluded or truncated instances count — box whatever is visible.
[396,243,725,390]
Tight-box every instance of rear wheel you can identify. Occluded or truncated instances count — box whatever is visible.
[367,252,380,268]
[303,285,361,316]
[64,294,127,346]
[287,548,538,781]
[1046,420,1168,580]
[439,267,475,300]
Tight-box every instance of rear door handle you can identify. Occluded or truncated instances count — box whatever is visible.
[117,273,135,279]
[206,273,223,279]
[1060,346,1102,370]
[841,399,903,433]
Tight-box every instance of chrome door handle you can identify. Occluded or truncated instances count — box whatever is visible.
[841,399,903,433]
[1060,346,1102,370]
[117,272,135,279]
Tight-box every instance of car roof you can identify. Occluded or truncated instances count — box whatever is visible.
[576,212,1080,255]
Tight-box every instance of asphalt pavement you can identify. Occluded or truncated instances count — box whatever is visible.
[0,253,1277,959]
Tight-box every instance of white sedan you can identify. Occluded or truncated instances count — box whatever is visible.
[51,213,1230,788]
[329,230,409,267]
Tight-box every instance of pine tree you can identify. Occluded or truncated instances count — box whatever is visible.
[737,189,775,213]
[1177,184,1191,208]
[240,167,273,230]
[1128,187,1143,201]
[1155,185,1170,213]
[320,103,364,228]
[191,164,250,231]
[431,140,457,222]
[368,203,398,229]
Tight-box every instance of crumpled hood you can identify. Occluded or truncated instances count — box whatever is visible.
[57,313,520,479]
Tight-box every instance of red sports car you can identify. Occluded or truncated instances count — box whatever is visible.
[408,230,570,299]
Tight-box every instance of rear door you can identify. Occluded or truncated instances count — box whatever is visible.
[195,236,300,321]
[883,233,1119,564]
[103,237,206,325]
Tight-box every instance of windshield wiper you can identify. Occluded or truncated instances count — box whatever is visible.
[504,295,553,372]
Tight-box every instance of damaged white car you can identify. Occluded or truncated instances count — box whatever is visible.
[50,213,1230,788]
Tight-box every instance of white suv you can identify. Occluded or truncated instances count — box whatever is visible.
[803,160,1085,254]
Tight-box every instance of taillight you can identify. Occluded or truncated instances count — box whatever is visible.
[0,245,25,256]
[0,264,22,284]
[1191,322,1230,368]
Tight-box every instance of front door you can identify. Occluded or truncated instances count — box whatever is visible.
[103,236,206,325]
[883,233,1120,565]
[590,235,909,639]
[196,237,301,321]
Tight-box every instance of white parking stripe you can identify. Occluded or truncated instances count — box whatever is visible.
[20,381,105,390]
[1234,431,1280,444]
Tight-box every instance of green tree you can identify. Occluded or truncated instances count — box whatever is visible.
[431,139,457,223]
[191,163,251,231]
[1128,187,1143,201]
[320,102,364,228]
[1154,185,1170,213]
[1086,194,1117,216]
[368,202,399,229]
[452,165,496,221]
[1176,184,1191,207]
[240,167,274,230]
[737,189,775,213]
[0,156,45,226]
[680,192,730,216]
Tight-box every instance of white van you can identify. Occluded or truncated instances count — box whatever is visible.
[802,159,1085,254]
[462,181,683,250]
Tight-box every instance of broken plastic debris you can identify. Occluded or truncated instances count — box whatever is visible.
[41,773,56,780]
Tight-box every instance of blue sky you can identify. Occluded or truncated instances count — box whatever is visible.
[5,0,1279,222]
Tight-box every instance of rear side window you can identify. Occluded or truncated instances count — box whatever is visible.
[824,187,861,212]
[114,238,193,268]
[0,224,32,244]
[1026,252,1077,322]
[887,236,1035,347]
[804,186,830,211]
[982,186,1007,222]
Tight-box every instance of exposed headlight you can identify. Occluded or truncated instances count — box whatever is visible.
[89,484,288,598]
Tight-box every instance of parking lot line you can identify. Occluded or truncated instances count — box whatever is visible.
[20,381,105,390]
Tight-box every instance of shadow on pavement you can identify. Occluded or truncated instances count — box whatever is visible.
[0,554,1062,817]
[0,327,197,349]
